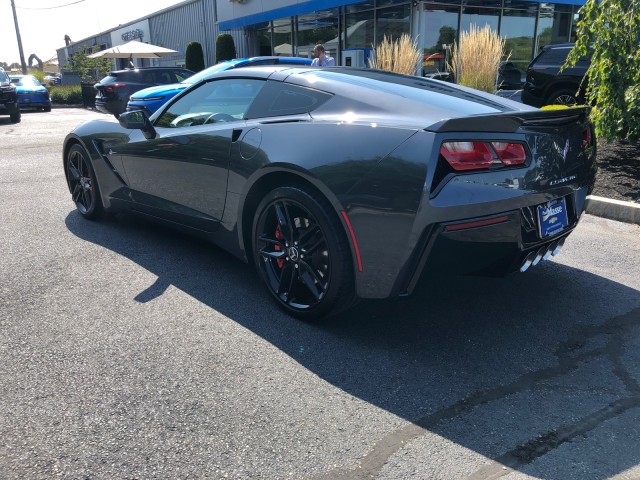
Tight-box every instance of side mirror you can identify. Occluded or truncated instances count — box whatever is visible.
[118,110,157,140]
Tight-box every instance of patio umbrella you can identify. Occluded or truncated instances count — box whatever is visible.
[87,40,178,60]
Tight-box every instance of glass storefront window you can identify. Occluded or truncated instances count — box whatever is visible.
[296,10,340,59]
[536,4,574,53]
[254,22,273,57]
[376,4,411,44]
[345,10,375,49]
[421,5,459,75]
[501,8,536,72]
[273,17,293,56]
[460,7,499,33]
[346,1,375,13]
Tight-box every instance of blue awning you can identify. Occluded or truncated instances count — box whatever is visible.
[218,0,362,31]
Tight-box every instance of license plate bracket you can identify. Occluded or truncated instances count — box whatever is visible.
[537,197,569,238]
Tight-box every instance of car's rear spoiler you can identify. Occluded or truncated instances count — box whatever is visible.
[426,106,590,133]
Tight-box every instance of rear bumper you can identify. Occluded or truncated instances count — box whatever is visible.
[95,98,126,116]
[401,188,589,294]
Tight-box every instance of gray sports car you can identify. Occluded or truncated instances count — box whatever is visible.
[63,66,597,320]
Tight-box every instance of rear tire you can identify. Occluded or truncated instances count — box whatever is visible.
[252,186,356,321]
[548,89,578,106]
[10,111,20,123]
[65,144,104,220]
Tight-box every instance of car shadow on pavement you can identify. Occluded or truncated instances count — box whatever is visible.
[65,210,640,479]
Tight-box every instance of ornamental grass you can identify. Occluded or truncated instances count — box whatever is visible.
[449,25,506,93]
[369,33,421,75]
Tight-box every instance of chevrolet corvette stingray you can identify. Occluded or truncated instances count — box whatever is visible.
[63,66,597,320]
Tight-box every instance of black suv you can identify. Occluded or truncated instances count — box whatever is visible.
[522,43,591,107]
[94,67,193,117]
[0,68,21,123]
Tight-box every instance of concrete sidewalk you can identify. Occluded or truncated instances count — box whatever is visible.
[585,195,640,225]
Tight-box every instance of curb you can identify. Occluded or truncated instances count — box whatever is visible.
[585,195,640,225]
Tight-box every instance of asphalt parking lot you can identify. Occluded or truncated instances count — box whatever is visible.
[1,108,639,479]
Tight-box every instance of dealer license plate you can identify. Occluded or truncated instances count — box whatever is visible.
[537,198,568,238]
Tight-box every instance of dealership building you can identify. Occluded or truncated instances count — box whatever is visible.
[57,0,585,76]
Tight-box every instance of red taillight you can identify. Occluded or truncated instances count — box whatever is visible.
[439,141,493,171]
[582,126,593,149]
[440,141,527,171]
[104,83,126,93]
[491,142,526,165]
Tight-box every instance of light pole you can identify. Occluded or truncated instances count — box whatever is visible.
[10,0,28,73]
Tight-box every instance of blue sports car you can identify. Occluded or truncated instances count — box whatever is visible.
[10,75,51,112]
[126,56,312,115]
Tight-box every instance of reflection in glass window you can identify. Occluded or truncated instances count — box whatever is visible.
[155,79,265,129]
[376,4,411,44]
[345,10,375,49]
[501,8,536,72]
[421,5,459,75]
[273,18,293,56]
[536,4,574,52]
[296,10,339,60]
[461,7,499,33]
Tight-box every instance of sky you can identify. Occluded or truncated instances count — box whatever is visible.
[1,0,185,66]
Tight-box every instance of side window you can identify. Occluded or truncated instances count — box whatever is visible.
[245,81,332,119]
[176,70,191,81]
[155,78,265,129]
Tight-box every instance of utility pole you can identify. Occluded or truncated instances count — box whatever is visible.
[10,0,28,73]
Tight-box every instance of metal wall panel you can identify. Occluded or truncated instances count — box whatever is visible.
[149,0,208,67]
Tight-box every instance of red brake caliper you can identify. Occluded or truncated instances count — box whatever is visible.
[275,224,285,269]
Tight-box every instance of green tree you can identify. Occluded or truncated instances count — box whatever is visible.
[185,41,205,72]
[215,34,236,63]
[566,0,640,142]
[67,45,112,83]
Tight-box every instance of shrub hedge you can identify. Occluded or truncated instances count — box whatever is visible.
[50,85,83,105]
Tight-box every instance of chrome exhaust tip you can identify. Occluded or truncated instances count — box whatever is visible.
[531,246,546,266]
[551,237,566,256]
[520,251,537,272]
[542,241,557,261]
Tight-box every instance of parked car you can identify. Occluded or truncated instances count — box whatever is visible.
[63,65,597,320]
[44,74,62,86]
[10,74,52,112]
[522,43,591,107]
[127,56,313,115]
[497,61,523,90]
[94,67,193,117]
[0,67,20,123]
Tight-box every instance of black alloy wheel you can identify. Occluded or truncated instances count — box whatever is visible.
[66,144,103,220]
[252,186,355,320]
[549,89,578,106]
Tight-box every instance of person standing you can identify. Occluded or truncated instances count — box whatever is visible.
[311,44,335,67]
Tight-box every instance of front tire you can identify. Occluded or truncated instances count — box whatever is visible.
[10,111,20,123]
[65,144,104,220]
[252,186,355,321]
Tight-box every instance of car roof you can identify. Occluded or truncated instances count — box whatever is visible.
[109,66,192,74]
[541,43,575,50]
[193,65,529,120]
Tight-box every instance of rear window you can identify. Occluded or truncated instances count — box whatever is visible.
[533,46,590,69]
[536,47,571,66]
[245,81,332,118]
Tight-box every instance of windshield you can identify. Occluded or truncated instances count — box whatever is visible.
[182,60,242,85]
[11,76,41,87]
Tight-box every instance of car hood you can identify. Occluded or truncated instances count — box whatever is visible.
[15,85,47,93]
[129,83,189,100]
